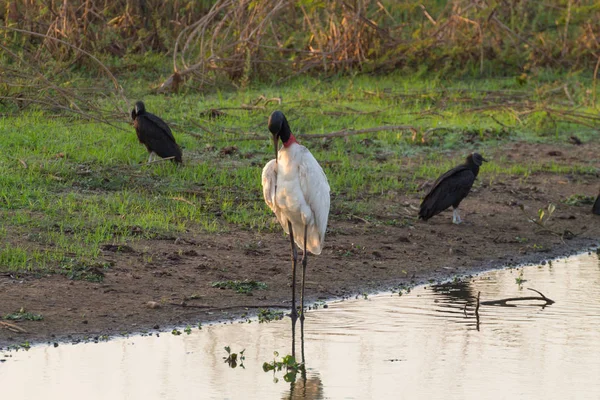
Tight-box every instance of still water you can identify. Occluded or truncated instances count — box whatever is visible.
[2,252,600,399]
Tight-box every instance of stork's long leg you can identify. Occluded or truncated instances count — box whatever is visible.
[288,221,298,321]
[288,221,298,358]
[300,313,306,362]
[300,316,306,381]
[300,224,308,321]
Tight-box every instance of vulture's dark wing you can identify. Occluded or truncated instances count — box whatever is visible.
[143,112,177,143]
[419,167,475,220]
[593,194,600,215]
[135,114,182,162]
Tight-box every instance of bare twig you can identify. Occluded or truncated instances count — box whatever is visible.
[304,125,417,139]
[480,288,555,306]
[594,53,600,109]
[0,321,28,333]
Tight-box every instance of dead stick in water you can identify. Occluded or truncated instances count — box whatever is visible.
[480,288,555,307]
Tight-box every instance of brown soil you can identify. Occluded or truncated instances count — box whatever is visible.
[1,141,599,348]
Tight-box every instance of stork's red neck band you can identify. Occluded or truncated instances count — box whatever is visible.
[283,134,298,148]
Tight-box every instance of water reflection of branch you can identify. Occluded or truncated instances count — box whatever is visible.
[475,291,480,332]
[479,288,555,307]
[468,288,554,331]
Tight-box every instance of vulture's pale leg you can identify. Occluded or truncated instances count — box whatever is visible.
[300,224,308,322]
[452,207,463,224]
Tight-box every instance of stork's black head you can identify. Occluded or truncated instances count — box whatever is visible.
[268,111,292,162]
[468,152,487,166]
[131,101,146,120]
[268,111,292,142]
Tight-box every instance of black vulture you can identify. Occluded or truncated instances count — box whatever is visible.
[593,191,600,215]
[131,101,182,164]
[419,153,487,224]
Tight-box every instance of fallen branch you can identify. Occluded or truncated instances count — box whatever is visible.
[0,321,28,333]
[480,287,555,307]
[303,125,417,139]
[168,303,287,311]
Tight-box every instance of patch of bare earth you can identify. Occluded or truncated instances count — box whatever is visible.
[1,142,599,347]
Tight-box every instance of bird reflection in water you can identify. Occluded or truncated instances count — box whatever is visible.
[285,318,324,400]
[430,280,478,309]
[430,280,481,330]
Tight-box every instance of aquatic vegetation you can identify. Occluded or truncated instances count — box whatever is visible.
[223,346,245,369]
[515,270,527,286]
[262,351,304,383]
[257,309,284,323]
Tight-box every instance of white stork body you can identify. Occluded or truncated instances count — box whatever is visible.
[262,143,330,255]
[261,110,330,328]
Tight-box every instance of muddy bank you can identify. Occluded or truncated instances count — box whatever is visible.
[1,142,599,348]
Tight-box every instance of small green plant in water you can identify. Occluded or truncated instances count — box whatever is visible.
[258,308,284,323]
[536,204,556,227]
[224,346,245,369]
[184,325,192,335]
[311,300,326,310]
[211,279,267,294]
[515,269,527,286]
[4,308,43,321]
[263,351,305,383]
[171,329,182,336]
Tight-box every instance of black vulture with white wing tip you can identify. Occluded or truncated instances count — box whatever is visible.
[593,191,600,215]
[419,153,487,224]
[131,101,182,164]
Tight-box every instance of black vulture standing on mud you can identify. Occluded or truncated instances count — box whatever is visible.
[131,101,182,164]
[593,191,600,215]
[419,153,487,224]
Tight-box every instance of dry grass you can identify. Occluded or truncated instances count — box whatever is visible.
[2,1,598,91]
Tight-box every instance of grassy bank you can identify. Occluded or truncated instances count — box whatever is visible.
[0,71,598,274]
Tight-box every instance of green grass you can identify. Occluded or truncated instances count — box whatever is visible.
[0,70,598,274]
[3,309,44,321]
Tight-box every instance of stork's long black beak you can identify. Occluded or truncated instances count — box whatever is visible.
[273,135,279,163]
[482,156,488,162]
